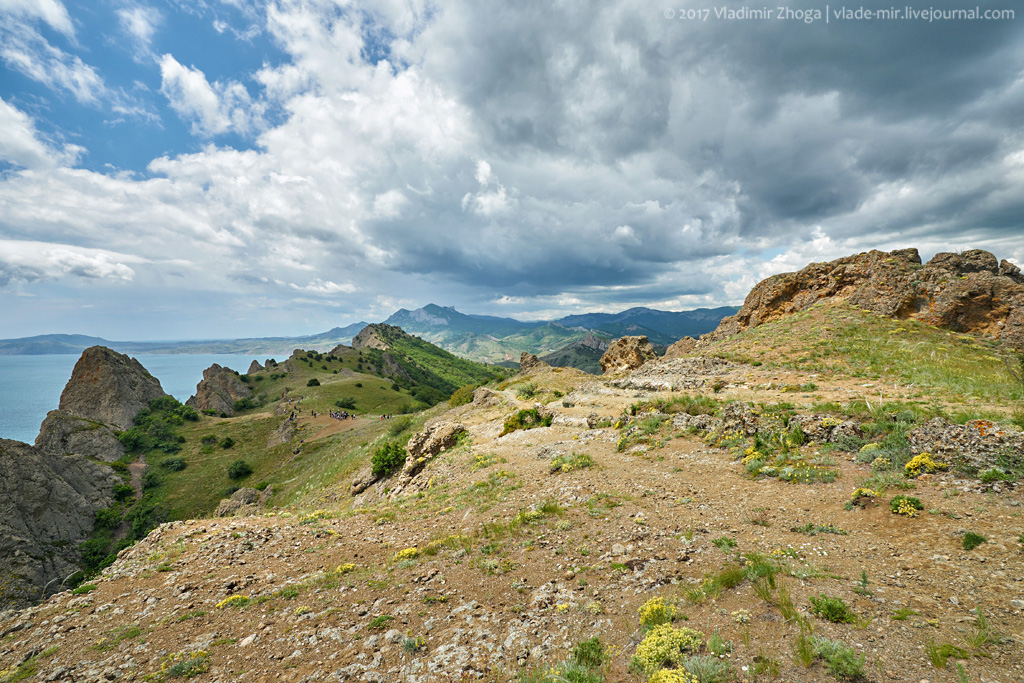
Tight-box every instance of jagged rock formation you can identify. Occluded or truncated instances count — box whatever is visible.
[247,360,264,374]
[35,346,167,461]
[599,336,657,374]
[518,352,548,373]
[909,418,1024,472]
[0,439,120,609]
[707,248,1024,349]
[186,364,253,417]
[351,325,390,351]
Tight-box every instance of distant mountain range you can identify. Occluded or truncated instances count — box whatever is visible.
[0,304,738,366]
[381,304,737,364]
[0,324,369,357]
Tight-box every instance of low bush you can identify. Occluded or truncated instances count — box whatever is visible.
[227,460,253,480]
[160,457,187,472]
[371,442,407,477]
[809,594,857,624]
[306,378,320,387]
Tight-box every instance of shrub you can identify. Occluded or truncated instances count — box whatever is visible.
[631,624,704,677]
[890,494,923,517]
[306,378,320,387]
[572,636,606,668]
[810,636,866,681]
[449,383,476,407]
[219,437,234,449]
[638,597,677,628]
[371,442,407,477]
[549,452,595,474]
[500,408,553,436]
[160,650,210,678]
[113,483,135,502]
[160,457,187,472]
[904,452,947,478]
[334,397,356,410]
[962,531,986,551]
[227,460,253,480]
[233,397,258,411]
[142,472,162,490]
[809,594,857,624]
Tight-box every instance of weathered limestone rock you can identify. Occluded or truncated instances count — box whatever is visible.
[706,248,1024,349]
[599,336,657,374]
[214,487,272,517]
[0,439,120,609]
[247,360,264,374]
[404,422,467,477]
[186,364,253,417]
[663,337,697,359]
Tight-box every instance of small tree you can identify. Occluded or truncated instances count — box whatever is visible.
[307,378,321,387]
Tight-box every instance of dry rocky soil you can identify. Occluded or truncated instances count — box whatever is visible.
[2,358,1023,683]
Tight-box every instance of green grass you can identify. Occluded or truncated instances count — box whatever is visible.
[708,300,1021,408]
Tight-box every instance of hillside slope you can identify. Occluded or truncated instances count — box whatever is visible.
[2,305,1022,682]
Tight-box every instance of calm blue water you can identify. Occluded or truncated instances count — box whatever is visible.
[0,354,274,444]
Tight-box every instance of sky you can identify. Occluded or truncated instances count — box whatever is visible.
[1,0,1023,341]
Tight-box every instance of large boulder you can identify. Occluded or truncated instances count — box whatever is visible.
[35,346,167,460]
[0,439,120,609]
[599,336,657,374]
[247,360,264,374]
[707,248,1024,349]
[186,364,253,417]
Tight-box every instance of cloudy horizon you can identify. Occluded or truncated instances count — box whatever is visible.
[1,0,1022,341]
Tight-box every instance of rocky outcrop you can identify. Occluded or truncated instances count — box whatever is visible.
[519,353,548,373]
[186,364,253,417]
[247,360,264,374]
[35,412,124,462]
[599,336,657,374]
[386,422,467,499]
[908,418,1024,472]
[53,346,167,430]
[0,439,120,609]
[35,346,167,461]
[351,325,390,351]
[707,248,1024,349]
[663,337,697,359]
[213,487,273,517]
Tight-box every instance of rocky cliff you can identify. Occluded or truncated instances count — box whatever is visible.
[0,439,120,610]
[707,248,1024,348]
[35,346,168,461]
[186,364,253,417]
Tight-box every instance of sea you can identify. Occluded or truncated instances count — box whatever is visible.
[0,354,275,444]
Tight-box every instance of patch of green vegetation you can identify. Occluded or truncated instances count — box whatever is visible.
[549,451,595,474]
[117,396,197,455]
[227,459,252,480]
[501,408,553,436]
[809,594,857,624]
[791,523,848,536]
[708,300,1022,407]
[808,636,867,681]
[367,614,394,630]
[371,441,407,477]
[962,531,986,551]
[0,645,58,682]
